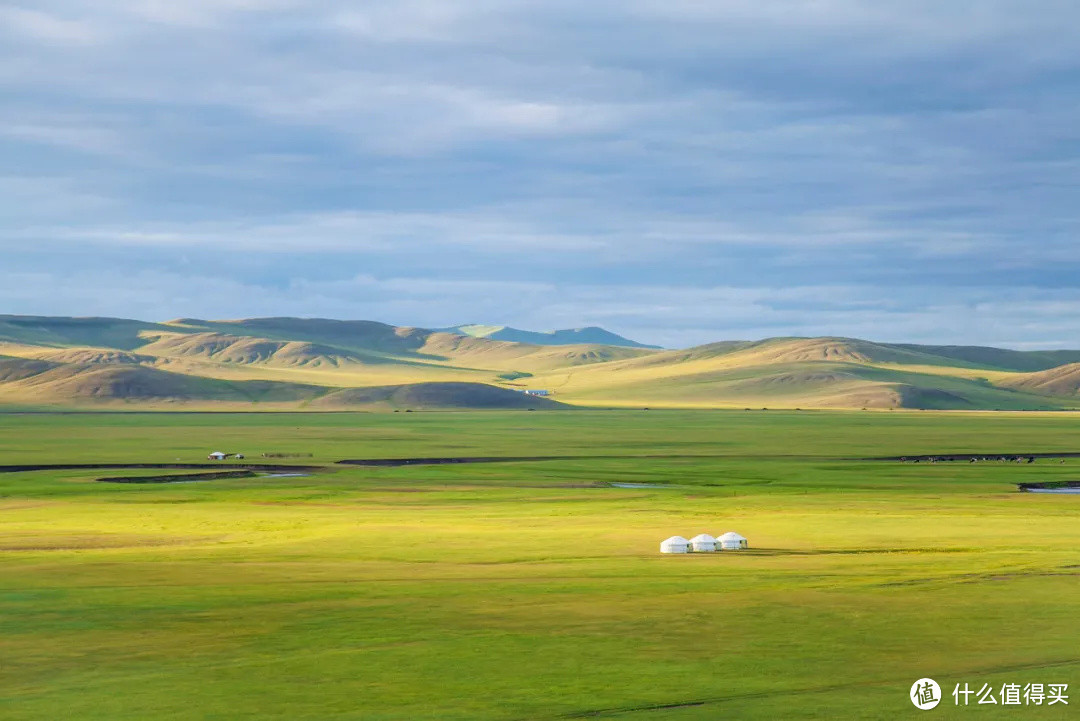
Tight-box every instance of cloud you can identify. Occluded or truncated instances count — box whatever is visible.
[0,115,137,159]
[17,210,611,253]
[11,201,1011,268]
[0,6,103,45]
[1,1,1079,346]
[142,1,285,24]
[6,265,1080,350]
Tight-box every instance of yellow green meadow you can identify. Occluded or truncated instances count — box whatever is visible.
[2,410,1079,719]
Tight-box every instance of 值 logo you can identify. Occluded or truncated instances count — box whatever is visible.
[911,678,941,710]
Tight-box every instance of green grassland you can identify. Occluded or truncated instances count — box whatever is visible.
[2,410,1080,720]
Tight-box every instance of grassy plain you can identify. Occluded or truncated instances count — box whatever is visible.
[2,410,1080,720]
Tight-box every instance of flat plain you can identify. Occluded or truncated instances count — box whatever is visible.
[2,409,1079,719]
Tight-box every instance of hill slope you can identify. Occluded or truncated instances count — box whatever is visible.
[417,333,652,371]
[0,315,171,350]
[521,338,1073,410]
[997,363,1080,397]
[169,318,431,356]
[888,343,1080,372]
[314,382,568,410]
[438,324,661,349]
[0,360,327,404]
[3,317,1080,410]
[137,332,370,368]
[0,357,566,410]
[531,358,1060,410]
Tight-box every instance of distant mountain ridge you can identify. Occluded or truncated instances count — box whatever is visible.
[436,324,661,349]
[4,315,1080,410]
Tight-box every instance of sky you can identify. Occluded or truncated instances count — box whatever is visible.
[2,1,1079,349]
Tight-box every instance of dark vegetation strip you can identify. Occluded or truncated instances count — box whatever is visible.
[95,470,257,484]
[4,457,779,473]
[1018,480,1080,491]
[867,452,1080,461]
[4,453,1073,474]
[0,463,322,473]
[336,453,814,466]
[337,456,584,466]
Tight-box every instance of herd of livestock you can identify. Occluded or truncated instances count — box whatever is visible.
[898,455,1061,464]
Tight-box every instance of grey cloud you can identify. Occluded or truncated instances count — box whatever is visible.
[5,267,1080,350]
[1,1,1078,345]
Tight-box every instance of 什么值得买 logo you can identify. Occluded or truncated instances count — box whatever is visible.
[911,678,941,710]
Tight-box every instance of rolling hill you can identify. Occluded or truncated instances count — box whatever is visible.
[168,318,432,356]
[437,324,661,349]
[1,316,1079,410]
[997,363,1080,397]
[417,332,652,371]
[889,343,1080,372]
[0,315,171,350]
[0,358,325,404]
[136,332,370,368]
[313,382,568,410]
[516,337,1075,410]
[0,354,567,410]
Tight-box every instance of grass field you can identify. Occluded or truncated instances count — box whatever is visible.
[2,410,1079,719]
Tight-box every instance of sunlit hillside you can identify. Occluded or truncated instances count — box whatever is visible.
[2,316,1079,410]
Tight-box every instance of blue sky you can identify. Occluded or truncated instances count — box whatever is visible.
[2,1,1079,348]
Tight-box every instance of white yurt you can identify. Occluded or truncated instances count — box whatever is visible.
[689,533,716,552]
[660,535,689,554]
[717,531,748,550]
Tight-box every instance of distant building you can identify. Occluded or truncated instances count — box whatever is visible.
[660,536,689,554]
[524,389,550,396]
[689,533,717,552]
[208,451,227,460]
[717,532,748,550]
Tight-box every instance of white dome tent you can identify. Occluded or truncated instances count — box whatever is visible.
[689,533,716,552]
[717,532,748,550]
[659,536,689,554]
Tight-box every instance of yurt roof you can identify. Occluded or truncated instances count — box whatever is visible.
[663,535,688,543]
[717,532,746,541]
[689,533,716,542]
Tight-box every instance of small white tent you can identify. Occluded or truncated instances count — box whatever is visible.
[660,535,689,554]
[689,533,716,552]
[208,451,227,460]
[717,531,748,550]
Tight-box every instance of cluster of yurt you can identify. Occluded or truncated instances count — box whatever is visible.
[660,532,748,553]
